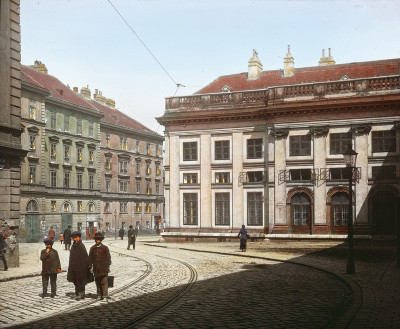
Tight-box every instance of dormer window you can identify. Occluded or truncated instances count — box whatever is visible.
[221,85,232,93]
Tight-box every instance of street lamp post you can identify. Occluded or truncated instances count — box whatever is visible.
[114,209,117,240]
[342,144,358,275]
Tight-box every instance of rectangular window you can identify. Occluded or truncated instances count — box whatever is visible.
[89,174,94,190]
[64,171,70,188]
[77,201,82,212]
[247,138,263,159]
[215,172,230,184]
[77,119,82,135]
[51,143,57,159]
[372,166,397,180]
[120,160,128,174]
[135,203,142,212]
[29,165,36,184]
[289,169,312,181]
[330,132,352,155]
[156,165,161,176]
[156,182,160,195]
[183,142,197,161]
[215,140,230,160]
[104,202,110,213]
[77,173,83,189]
[106,179,111,192]
[50,171,57,187]
[146,162,151,175]
[183,193,198,225]
[106,134,110,148]
[50,112,56,129]
[89,150,94,163]
[147,143,151,155]
[105,157,111,170]
[247,192,263,226]
[330,168,351,180]
[64,145,70,161]
[289,135,311,156]
[119,180,128,193]
[51,201,56,212]
[136,140,141,153]
[183,173,198,184]
[29,135,36,150]
[215,193,230,225]
[64,115,70,132]
[372,130,396,153]
[29,101,36,120]
[146,181,151,195]
[136,161,141,174]
[120,202,128,213]
[156,145,160,157]
[146,204,151,212]
[77,148,83,162]
[246,171,264,183]
[120,137,128,150]
[89,122,94,137]
[136,181,140,193]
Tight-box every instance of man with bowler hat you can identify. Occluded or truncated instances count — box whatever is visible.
[40,238,61,298]
[127,225,136,250]
[88,232,111,300]
[67,231,88,300]
[63,225,72,250]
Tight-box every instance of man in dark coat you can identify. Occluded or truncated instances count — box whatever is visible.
[40,238,61,298]
[0,232,8,271]
[67,231,88,300]
[88,232,111,300]
[127,225,136,250]
[63,225,72,251]
[118,227,124,240]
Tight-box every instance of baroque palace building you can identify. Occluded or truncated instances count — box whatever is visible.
[20,62,163,242]
[157,48,400,240]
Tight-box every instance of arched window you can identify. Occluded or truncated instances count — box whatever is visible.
[27,200,38,212]
[331,192,349,226]
[291,193,310,226]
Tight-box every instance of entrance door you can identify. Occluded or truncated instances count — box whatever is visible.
[25,215,40,242]
[61,214,73,233]
[373,191,397,235]
[290,193,311,234]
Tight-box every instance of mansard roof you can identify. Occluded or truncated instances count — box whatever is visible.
[88,99,160,137]
[21,65,98,111]
[196,58,400,94]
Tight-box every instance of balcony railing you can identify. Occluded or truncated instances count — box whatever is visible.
[165,75,400,110]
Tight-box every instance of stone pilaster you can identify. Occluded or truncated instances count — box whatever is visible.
[200,134,211,228]
[232,132,244,229]
[169,135,180,228]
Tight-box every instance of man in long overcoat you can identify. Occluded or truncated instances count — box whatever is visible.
[40,238,61,298]
[48,226,55,241]
[88,232,111,300]
[67,231,88,300]
[63,225,72,250]
[0,232,8,271]
[127,225,135,250]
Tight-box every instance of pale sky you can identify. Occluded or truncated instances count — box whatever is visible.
[20,0,400,134]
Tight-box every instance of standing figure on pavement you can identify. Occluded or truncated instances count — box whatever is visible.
[0,232,8,271]
[88,232,111,300]
[48,226,55,241]
[238,225,249,252]
[127,225,136,250]
[119,227,124,240]
[64,225,72,251]
[67,231,88,300]
[40,238,61,298]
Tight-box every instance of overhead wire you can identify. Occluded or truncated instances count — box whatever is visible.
[107,0,180,88]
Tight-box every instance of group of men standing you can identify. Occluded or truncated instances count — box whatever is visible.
[40,230,111,301]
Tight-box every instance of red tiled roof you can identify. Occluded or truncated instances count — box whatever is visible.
[196,58,400,94]
[88,99,158,136]
[22,65,97,111]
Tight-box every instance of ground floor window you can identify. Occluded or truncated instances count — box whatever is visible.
[331,192,349,226]
[183,193,198,225]
[247,192,263,226]
[215,193,230,225]
[291,193,310,226]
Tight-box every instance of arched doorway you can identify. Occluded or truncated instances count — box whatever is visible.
[372,191,398,235]
[25,199,40,242]
[289,192,311,234]
[61,201,73,238]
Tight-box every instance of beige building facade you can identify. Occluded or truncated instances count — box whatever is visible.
[158,49,400,240]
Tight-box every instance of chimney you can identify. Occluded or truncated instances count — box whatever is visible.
[93,89,107,105]
[248,49,263,80]
[318,48,336,66]
[80,86,91,100]
[106,98,115,109]
[283,45,294,77]
[73,87,78,93]
[30,60,48,73]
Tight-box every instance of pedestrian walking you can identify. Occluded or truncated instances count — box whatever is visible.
[119,227,124,240]
[238,224,249,252]
[67,231,89,300]
[0,232,8,271]
[127,225,136,250]
[40,238,61,298]
[88,232,111,300]
[48,226,55,241]
[63,225,72,250]
[59,233,64,244]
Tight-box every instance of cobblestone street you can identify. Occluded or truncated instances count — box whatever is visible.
[0,236,399,328]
